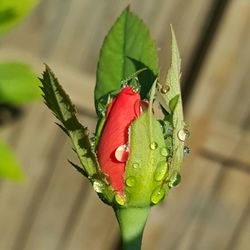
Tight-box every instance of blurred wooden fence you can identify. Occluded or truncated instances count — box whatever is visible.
[0,0,249,249]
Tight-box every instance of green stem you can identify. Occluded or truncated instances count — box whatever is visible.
[114,207,150,250]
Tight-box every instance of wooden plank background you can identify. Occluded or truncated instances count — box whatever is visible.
[0,0,249,249]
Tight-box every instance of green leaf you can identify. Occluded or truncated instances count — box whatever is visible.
[0,62,41,104]
[160,26,184,179]
[95,7,159,110]
[0,0,37,35]
[0,139,23,180]
[39,65,98,177]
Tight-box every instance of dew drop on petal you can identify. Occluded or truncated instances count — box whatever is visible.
[126,176,136,187]
[115,144,129,162]
[115,194,126,206]
[154,161,168,181]
[150,142,158,150]
[93,180,105,193]
[151,187,165,204]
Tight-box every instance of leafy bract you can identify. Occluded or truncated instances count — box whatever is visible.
[0,0,37,35]
[39,65,98,177]
[0,139,23,180]
[95,7,158,111]
[160,26,184,179]
[0,62,41,104]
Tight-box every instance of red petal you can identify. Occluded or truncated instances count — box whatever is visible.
[97,87,140,193]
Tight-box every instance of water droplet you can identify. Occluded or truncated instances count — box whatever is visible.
[160,84,170,94]
[160,147,169,157]
[169,173,181,187]
[183,146,190,156]
[93,180,105,193]
[115,194,126,206]
[126,176,136,187]
[151,187,165,204]
[132,162,139,169]
[121,80,127,88]
[150,142,158,150]
[178,129,190,142]
[154,161,168,181]
[115,144,129,162]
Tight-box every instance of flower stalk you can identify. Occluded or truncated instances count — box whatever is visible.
[114,207,150,250]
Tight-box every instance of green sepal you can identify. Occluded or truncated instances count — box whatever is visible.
[68,160,87,177]
[159,26,184,182]
[40,65,98,178]
[124,81,168,207]
[40,65,116,205]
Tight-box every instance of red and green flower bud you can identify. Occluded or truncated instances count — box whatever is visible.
[97,85,172,207]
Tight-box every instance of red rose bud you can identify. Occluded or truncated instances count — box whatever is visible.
[97,86,141,193]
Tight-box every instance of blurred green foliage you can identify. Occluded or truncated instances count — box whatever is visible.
[0,62,41,104]
[0,0,39,180]
[0,0,37,35]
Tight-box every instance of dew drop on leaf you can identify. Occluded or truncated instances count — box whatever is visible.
[160,84,170,94]
[151,186,165,204]
[115,194,126,206]
[154,161,168,181]
[150,142,158,150]
[183,146,190,156]
[132,162,139,169]
[160,147,169,157]
[115,144,129,162]
[93,180,105,193]
[169,173,181,187]
[177,129,190,142]
[126,176,136,187]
